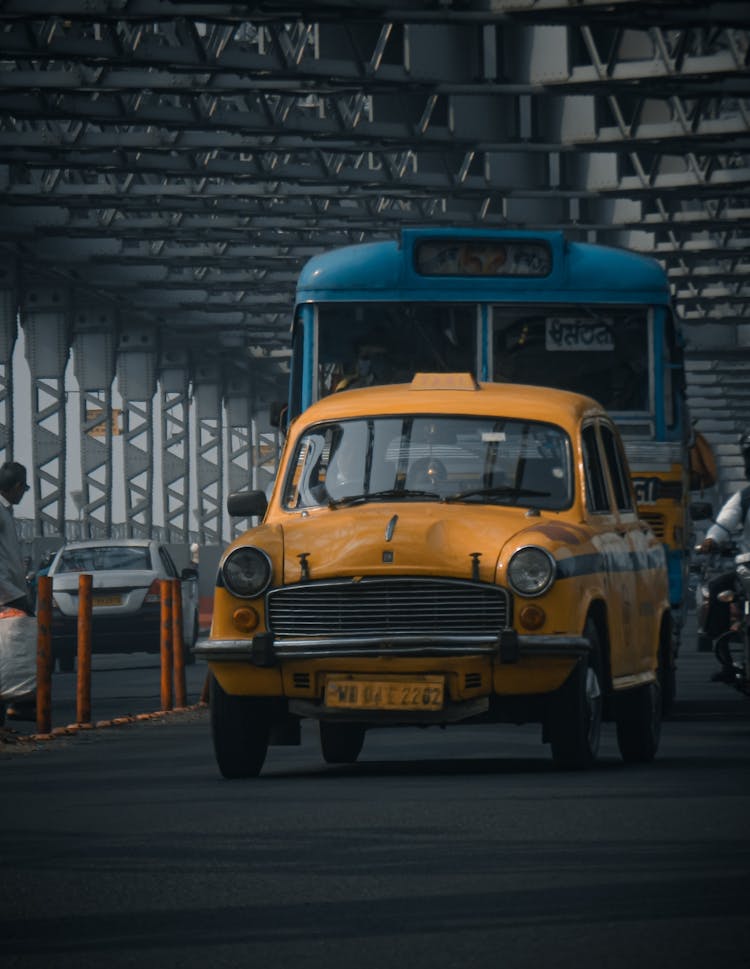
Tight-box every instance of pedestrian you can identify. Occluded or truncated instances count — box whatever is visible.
[0,461,36,721]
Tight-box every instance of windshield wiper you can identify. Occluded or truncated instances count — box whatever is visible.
[328,488,440,508]
[442,485,551,504]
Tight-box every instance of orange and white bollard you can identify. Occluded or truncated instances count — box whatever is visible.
[171,578,187,708]
[76,573,93,724]
[160,579,173,711]
[35,575,53,735]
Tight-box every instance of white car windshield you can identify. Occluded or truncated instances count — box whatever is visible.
[282,415,572,511]
[56,547,152,572]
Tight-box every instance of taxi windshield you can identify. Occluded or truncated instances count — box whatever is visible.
[282,415,572,511]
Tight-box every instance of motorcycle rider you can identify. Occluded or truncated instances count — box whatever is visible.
[696,430,750,681]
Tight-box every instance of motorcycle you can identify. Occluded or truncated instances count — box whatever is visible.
[690,501,750,696]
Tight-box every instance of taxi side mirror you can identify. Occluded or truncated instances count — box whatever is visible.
[227,490,268,519]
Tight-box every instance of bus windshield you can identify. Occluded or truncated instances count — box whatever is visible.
[315,302,476,398]
[493,305,650,413]
[312,301,651,416]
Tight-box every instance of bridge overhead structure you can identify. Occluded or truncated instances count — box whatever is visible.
[0,0,748,541]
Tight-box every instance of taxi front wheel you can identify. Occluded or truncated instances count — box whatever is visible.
[209,675,270,779]
[548,621,603,770]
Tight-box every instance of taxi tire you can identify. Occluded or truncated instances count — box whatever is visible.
[549,622,603,770]
[658,632,676,717]
[209,675,270,778]
[319,721,366,764]
[615,681,661,763]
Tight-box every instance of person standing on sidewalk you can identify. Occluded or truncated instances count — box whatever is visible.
[0,461,36,721]
[0,461,33,615]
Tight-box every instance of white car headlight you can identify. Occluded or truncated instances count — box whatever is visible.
[221,547,272,599]
[508,546,556,597]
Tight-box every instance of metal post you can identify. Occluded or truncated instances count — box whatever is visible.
[172,579,187,708]
[72,302,116,539]
[159,348,191,542]
[35,575,53,735]
[20,275,71,537]
[160,579,173,711]
[193,359,224,545]
[116,326,156,537]
[76,573,92,724]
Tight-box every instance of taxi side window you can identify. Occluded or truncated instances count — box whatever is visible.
[581,425,610,513]
[599,423,634,513]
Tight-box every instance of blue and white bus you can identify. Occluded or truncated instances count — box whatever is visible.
[287,228,689,697]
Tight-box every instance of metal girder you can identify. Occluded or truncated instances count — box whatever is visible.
[192,359,224,545]
[0,258,17,464]
[0,3,747,540]
[159,346,191,543]
[71,300,116,538]
[115,325,157,537]
[20,276,70,537]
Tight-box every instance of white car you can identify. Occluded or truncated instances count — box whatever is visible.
[48,539,199,672]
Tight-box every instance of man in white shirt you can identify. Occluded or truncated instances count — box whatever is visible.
[0,461,32,614]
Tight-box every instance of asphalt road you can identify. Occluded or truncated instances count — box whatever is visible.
[1,634,748,969]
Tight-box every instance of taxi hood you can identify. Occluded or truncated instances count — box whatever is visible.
[275,503,575,585]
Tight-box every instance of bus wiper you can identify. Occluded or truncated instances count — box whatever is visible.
[328,488,440,508]
[442,485,550,503]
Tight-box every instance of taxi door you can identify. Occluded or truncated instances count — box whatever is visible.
[598,421,659,675]
[581,423,638,679]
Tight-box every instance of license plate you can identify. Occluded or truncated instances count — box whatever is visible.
[325,676,444,711]
[92,594,122,607]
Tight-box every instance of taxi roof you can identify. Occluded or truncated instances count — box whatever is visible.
[293,374,605,431]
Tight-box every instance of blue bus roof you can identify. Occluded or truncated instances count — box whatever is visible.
[296,228,670,306]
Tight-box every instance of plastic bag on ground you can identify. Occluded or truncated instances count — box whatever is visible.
[0,607,37,701]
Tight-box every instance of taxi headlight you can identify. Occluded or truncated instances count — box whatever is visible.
[508,546,556,597]
[221,547,272,599]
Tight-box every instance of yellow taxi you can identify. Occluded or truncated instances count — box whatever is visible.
[196,374,670,777]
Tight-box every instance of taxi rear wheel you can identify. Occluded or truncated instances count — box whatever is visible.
[319,721,366,764]
[615,681,661,763]
[549,622,603,770]
[209,675,270,778]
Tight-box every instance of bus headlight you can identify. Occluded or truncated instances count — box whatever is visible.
[221,547,272,599]
[508,547,556,597]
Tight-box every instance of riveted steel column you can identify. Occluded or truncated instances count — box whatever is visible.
[116,326,156,537]
[72,301,116,538]
[21,276,70,536]
[193,359,224,545]
[224,366,253,538]
[0,259,17,464]
[159,346,191,542]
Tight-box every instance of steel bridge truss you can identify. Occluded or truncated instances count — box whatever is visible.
[0,1,747,538]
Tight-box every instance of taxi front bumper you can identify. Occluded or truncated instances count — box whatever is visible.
[193,631,592,666]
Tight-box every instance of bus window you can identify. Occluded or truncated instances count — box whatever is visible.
[316,302,476,400]
[663,309,684,429]
[492,306,650,413]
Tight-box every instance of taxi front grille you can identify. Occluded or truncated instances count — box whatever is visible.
[640,513,666,539]
[267,577,510,639]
